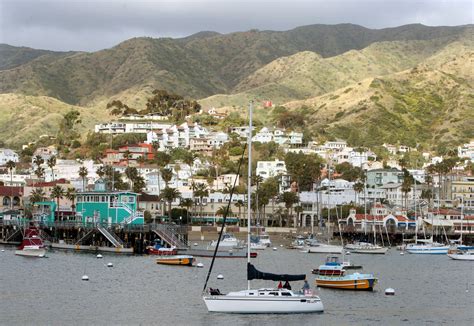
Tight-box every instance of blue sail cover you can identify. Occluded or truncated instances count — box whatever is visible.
[247,263,306,282]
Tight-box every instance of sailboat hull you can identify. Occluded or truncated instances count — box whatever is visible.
[406,245,449,254]
[350,247,388,254]
[307,245,343,254]
[203,295,324,313]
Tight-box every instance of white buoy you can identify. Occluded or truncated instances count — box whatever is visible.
[96,254,103,259]
[196,262,204,268]
[1,249,5,252]
[107,262,113,267]
[217,274,224,280]
[273,247,277,251]
[38,254,45,258]
[280,244,283,247]
[346,251,351,255]
[400,252,405,256]
[82,275,89,281]
[385,288,395,295]
[193,243,198,246]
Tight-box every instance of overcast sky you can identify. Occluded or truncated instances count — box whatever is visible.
[1,0,472,52]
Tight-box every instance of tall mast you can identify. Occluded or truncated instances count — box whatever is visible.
[247,101,253,291]
[460,197,464,246]
[364,169,367,236]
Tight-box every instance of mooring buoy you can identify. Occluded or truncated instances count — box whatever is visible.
[385,288,395,295]
[82,275,89,281]
[96,254,103,259]
[196,262,204,268]
[217,274,224,280]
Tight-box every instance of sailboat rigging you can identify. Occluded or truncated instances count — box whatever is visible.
[202,101,324,314]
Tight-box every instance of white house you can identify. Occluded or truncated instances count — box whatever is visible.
[458,140,474,162]
[0,149,19,165]
[256,160,287,180]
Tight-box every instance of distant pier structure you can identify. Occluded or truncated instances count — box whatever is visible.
[0,180,188,253]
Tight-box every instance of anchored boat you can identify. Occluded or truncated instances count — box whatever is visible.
[345,242,388,254]
[156,255,195,266]
[15,226,46,257]
[312,256,346,276]
[315,272,378,291]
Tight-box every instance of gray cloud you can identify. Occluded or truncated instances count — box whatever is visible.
[1,0,472,51]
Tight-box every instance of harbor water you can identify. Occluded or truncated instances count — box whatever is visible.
[0,246,472,325]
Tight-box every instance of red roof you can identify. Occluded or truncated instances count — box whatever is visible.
[429,209,461,215]
[0,186,23,196]
[30,178,68,187]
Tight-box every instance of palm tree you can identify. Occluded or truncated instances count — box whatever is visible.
[353,182,364,206]
[193,183,209,218]
[47,155,57,181]
[50,185,64,221]
[78,166,88,192]
[65,187,76,212]
[235,199,244,226]
[179,198,194,224]
[6,160,16,210]
[278,191,299,227]
[33,155,44,168]
[125,166,138,190]
[401,169,413,210]
[34,166,45,181]
[160,187,181,222]
[216,206,233,217]
[30,188,46,204]
[160,167,173,187]
[294,205,304,226]
[96,165,106,179]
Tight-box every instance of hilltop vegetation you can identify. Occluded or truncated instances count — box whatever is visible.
[0,23,472,152]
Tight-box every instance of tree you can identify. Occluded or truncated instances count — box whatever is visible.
[160,187,181,221]
[353,182,364,205]
[123,150,132,166]
[401,169,414,210]
[30,188,46,204]
[33,155,44,168]
[278,191,299,227]
[65,187,76,211]
[193,183,209,218]
[50,185,64,221]
[34,167,45,181]
[160,168,173,187]
[235,200,244,226]
[216,206,233,217]
[78,166,88,192]
[106,100,138,116]
[179,198,194,224]
[6,160,16,210]
[125,166,138,190]
[47,156,57,181]
[285,152,323,192]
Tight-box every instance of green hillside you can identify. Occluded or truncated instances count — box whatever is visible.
[0,24,470,105]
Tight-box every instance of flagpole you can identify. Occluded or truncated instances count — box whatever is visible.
[247,101,253,291]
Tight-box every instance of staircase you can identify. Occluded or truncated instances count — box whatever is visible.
[6,228,22,242]
[97,225,124,248]
[153,224,188,249]
[75,229,97,245]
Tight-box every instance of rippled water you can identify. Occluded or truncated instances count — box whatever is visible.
[0,246,473,325]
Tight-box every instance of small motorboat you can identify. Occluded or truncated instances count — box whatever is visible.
[15,226,46,257]
[312,256,345,276]
[447,249,474,261]
[258,233,272,247]
[306,239,343,254]
[146,244,178,255]
[315,272,378,291]
[209,233,243,248]
[156,255,195,266]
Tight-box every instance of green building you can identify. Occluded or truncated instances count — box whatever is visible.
[75,180,144,225]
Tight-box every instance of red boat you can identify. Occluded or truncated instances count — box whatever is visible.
[146,246,178,256]
[15,226,46,257]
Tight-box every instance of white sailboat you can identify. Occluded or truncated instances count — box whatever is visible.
[202,102,324,314]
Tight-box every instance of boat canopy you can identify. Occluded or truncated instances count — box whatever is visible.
[247,263,306,282]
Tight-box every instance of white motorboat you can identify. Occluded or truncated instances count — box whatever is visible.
[258,233,272,247]
[202,102,324,314]
[447,250,474,261]
[345,242,388,254]
[209,233,243,248]
[15,245,46,257]
[250,242,267,250]
[204,288,323,313]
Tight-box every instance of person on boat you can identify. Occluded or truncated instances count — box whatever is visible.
[283,281,291,290]
[277,281,283,289]
[302,280,310,294]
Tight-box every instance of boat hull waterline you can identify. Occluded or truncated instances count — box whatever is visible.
[203,295,324,313]
[315,275,377,291]
[156,255,195,266]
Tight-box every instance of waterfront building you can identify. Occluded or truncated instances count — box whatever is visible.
[340,207,414,232]
[0,148,19,165]
[446,175,474,210]
[75,181,144,225]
